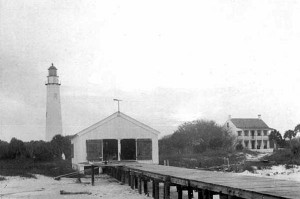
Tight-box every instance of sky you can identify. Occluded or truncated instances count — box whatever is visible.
[1,0,300,142]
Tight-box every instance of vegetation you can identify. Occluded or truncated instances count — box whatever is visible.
[159,119,236,168]
[160,120,235,155]
[284,130,297,140]
[0,135,72,161]
[269,130,286,148]
[0,159,74,178]
[160,121,300,171]
[0,135,74,177]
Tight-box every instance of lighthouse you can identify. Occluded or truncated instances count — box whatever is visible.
[45,63,63,141]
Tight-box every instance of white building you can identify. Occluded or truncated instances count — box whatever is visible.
[225,115,274,152]
[45,64,63,141]
[71,112,160,170]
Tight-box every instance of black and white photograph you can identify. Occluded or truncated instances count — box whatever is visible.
[1,0,300,198]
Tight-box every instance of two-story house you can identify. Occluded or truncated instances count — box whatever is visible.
[225,115,274,152]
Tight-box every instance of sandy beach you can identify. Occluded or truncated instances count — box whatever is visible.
[1,165,300,199]
[0,174,149,199]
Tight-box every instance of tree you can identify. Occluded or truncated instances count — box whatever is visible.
[8,138,26,159]
[294,124,300,135]
[284,130,297,140]
[161,120,235,154]
[0,140,9,159]
[29,141,53,161]
[50,135,72,159]
[269,130,286,148]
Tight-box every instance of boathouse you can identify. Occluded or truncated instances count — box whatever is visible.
[71,111,160,170]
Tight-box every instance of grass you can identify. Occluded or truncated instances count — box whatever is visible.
[265,149,300,165]
[159,149,245,169]
[159,148,299,173]
[0,158,75,178]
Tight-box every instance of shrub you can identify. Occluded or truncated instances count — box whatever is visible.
[235,143,244,151]
[193,143,207,153]
[290,138,300,158]
[0,140,9,159]
[50,135,72,160]
[7,138,26,159]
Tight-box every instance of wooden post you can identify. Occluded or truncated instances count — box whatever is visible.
[154,180,159,199]
[111,167,114,178]
[220,193,228,199]
[152,180,155,198]
[91,165,95,186]
[124,171,129,184]
[144,179,148,195]
[198,189,204,199]
[130,173,135,190]
[116,167,119,180]
[138,175,142,194]
[188,187,193,199]
[121,170,125,184]
[177,185,183,199]
[202,190,213,199]
[164,176,171,199]
[135,175,138,189]
[128,171,131,186]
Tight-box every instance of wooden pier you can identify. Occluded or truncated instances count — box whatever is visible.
[90,162,300,199]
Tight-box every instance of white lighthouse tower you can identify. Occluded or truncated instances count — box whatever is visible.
[45,63,63,141]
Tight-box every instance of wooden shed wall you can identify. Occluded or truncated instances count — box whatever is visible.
[71,115,159,167]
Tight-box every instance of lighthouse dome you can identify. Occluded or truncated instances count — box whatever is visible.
[48,63,57,76]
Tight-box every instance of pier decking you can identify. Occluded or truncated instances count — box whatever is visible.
[91,162,300,199]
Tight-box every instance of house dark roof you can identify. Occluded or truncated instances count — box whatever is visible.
[230,118,270,129]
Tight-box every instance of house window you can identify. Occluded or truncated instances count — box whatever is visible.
[244,130,249,136]
[244,140,249,148]
[251,130,255,137]
[257,130,261,136]
[237,131,242,136]
[263,130,268,136]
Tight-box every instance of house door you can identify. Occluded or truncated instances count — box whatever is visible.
[86,139,102,161]
[121,139,136,160]
[103,139,118,161]
[137,139,152,160]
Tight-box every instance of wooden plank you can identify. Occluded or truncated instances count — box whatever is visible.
[104,163,300,199]
[170,177,189,186]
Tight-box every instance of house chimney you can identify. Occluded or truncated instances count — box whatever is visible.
[258,114,261,119]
